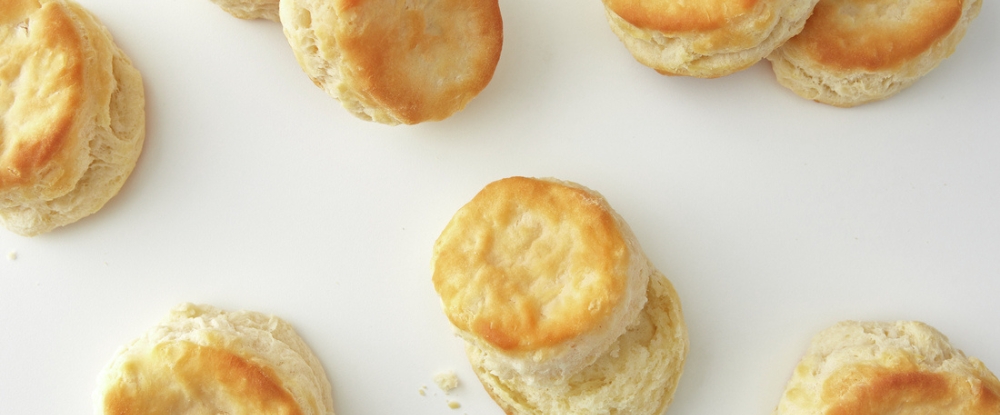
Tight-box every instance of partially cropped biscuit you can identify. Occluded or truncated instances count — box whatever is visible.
[775,321,1000,415]
[279,0,503,125]
[432,177,688,414]
[602,0,819,78]
[0,0,145,236]
[209,0,280,21]
[94,303,335,415]
[767,0,982,107]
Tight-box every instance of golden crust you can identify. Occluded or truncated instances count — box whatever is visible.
[209,0,280,21]
[602,0,819,77]
[432,177,651,379]
[95,304,335,415]
[280,0,502,125]
[775,321,1000,415]
[767,0,982,106]
[468,273,689,415]
[0,0,145,236]
[1,0,90,198]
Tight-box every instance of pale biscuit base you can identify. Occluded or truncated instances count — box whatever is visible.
[279,0,502,125]
[0,0,145,236]
[94,303,335,415]
[433,177,652,382]
[767,0,982,107]
[602,0,819,78]
[209,0,280,21]
[468,273,689,415]
[775,321,1000,415]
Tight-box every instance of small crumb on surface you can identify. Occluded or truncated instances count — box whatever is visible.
[7,251,16,261]
[434,370,459,394]
[447,400,461,409]
[418,385,427,396]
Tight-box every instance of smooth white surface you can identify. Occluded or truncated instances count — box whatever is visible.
[1,0,998,414]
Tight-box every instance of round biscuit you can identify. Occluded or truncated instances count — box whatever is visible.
[433,177,652,381]
[94,303,335,415]
[602,0,820,78]
[279,0,502,125]
[0,0,145,236]
[775,321,1000,415]
[766,0,982,106]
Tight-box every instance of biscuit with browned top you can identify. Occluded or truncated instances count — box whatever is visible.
[1,0,144,236]
[602,0,819,78]
[94,304,335,415]
[209,0,280,21]
[775,321,1000,415]
[279,0,503,125]
[767,0,982,106]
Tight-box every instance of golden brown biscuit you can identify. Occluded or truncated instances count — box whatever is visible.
[602,0,819,78]
[279,0,503,125]
[433,177,688,415]
[0,0,145,236]
[209,0,280,21]
[767,0,982,106]
[775,321,1000,415]
[468,272,689,415]
[433,177,653,381]
[94,303,335,415]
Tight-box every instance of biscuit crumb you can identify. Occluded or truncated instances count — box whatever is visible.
[433,370,459,393]
[7,251,16,261]
[418,385,427,396]
[447,400,461,409]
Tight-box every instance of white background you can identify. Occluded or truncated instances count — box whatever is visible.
[2,0,998,414]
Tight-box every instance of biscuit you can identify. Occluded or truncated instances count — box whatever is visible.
[775,321,1000,415]
[0,0,145,236]
[279,0,503,125]
[767,0,982,107]
[209,0,280,21]
[432,177,688,414]
[469,272,689,415]
[94,303,335,415]
[602,0,819,78]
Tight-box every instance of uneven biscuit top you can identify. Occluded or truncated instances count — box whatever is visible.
[782,0,963,71]
[777,321,1000,415]
[334,0,502,124]
[102,341,304,415]
[1,0,89,195]
[433,177,630,352]
[604,0,760,33]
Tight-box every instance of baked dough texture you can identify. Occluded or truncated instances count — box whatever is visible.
[775,321,1000,415]
[209,0,280,21]
[94,303,335,415]
[279,0,503,125]
[469,272,689,415]
[602,0,819,78]
[0,0,145,236]
[767,0,982,107]
[432,177,688,414]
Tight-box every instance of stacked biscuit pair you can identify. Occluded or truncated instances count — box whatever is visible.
[0,0,145,236]
[210,0,503,125]
[602,0,982,106]
[432,177,689,414]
